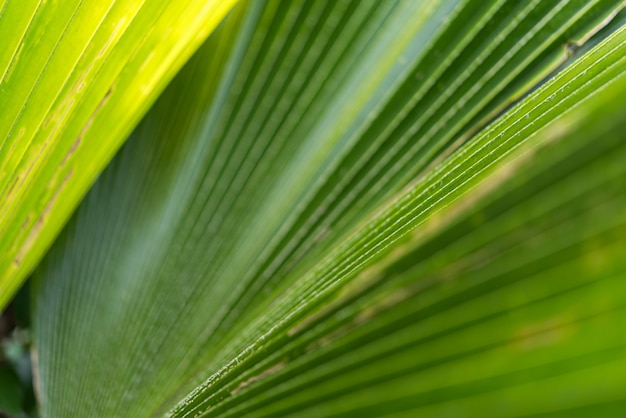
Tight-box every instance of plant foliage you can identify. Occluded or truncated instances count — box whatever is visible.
[0,0,625,417]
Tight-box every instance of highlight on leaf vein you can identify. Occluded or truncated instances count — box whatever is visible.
[0,0,625,417]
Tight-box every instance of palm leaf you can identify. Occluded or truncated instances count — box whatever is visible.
[28,0,626,417]
[170,32,626,418]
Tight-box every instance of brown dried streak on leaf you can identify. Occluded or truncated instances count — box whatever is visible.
[230,361,287,395]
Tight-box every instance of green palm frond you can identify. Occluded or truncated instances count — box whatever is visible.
[0,0,625,417]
